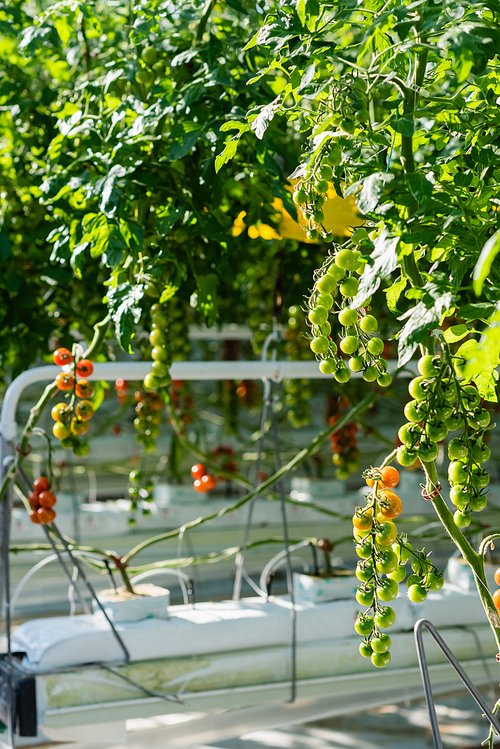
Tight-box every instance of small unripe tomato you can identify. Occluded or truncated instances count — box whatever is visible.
[55,373,75,391]
[71,417,89,435]
[39,491,56,509]
[53,348,73,366]
[76,380,94,398]
[152,346,168,362]
[143,373,160,391]
[33,476,50,493]
[417,355,441,377]
[310,336,330,355]
[317,275,336,294]
[371,651,391,668]
[359,315,378,333]
[378,490,402,520]
[396,446,419,467]
[53,422,71,440]
[375,521,397,546]
[73,441,90,457]
[149,329,167,347]
[75,400,94,420]
[408,584,427,603]
[51,403,71,422]
[334,367,351,383]
[76,359,94,377]
[319,358,337,375]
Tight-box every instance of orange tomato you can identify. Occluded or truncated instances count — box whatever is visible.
[28,492,40,509]
[193,479,209,493]
[352,508,373,531]
[201,474,217,491]
[34,476,50,493]
[379,466,400,489]
[378,490,402,520]
[191,464,206,480]
[37,507,56,524]
[29,510,42,524]
[75,380,94,398]
[76,359,94,377]
[493,589,500,612]
[39,491,57,509]
[495,568,500,587]
[55,372,75,391]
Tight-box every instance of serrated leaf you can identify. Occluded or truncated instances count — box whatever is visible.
[473,229,500,296]
[159,284,178,303]
[384,276,407,313]
[458,302,497,321]
[443,324,469,343]
[106,282,144,353]
[397,290,454,366]
[351,230,399,307]
[356,172,394,214]
[192,273,218,325]
[250,97,281,140]
[215,137,239,173]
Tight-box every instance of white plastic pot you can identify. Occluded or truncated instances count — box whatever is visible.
[293,570,356,604]
[94,583,170,622]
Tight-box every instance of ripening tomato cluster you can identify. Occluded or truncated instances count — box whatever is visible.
[133,389,163,451]
[397,354,491,528]
[305,236,392,386]
[329,415,360,480]
[51,348,93,456]
[28,476,57,525]
[143,303,171,392]
[353,465,444,668]
[191,464,217,493]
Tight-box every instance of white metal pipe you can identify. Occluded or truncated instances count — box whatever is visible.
[0,359,415,443]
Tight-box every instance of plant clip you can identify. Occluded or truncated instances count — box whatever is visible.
[496,653,500,663]
[421,482,442,501]
[15,443,31,457]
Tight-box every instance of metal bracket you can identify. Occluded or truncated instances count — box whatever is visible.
[414,618,500,749]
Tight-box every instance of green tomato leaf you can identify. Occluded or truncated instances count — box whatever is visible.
[473,229,500,297]
[384,276,407,314]
[351,230,400,307]
[191,273,218,325]
[215,136,239,173]
[355,172,394,214]
[106,282,144,353]
[442,324,470,343]
[159,284,179,303]
[458,302,497,321]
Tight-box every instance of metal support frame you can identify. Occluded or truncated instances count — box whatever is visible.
[414,618,500,749]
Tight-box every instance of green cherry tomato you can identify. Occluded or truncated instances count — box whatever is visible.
[319,358,337,375]
[356,560,374,582]
[454,509,471,528]
[375,549,398,574]
[367,337,384,356]
[408,584,428,603]
[377,373,392,387]
[338,308,358,326]
[377,578,399,602]
[418,440,439,463]
[150,328,167,347]
[440,378,457,402]
[406,573,420,588]
[363,366,379,382]
[435,403,453,421]
[349,355,365,372]
[340,336,359,354]
[448,461,469,484]
[354,615,374,636]
[472,442,491,463]
[143,373,160,391]
[359,315,378,333]
[469,493,487,512]
[351,228,369,244]
[152,346,168,362]
[471,465,490,488]
[388,564,407,583]
[336,249,357,269]
[359,642,373,658]
[371,651,391,668]
[425,572,444,591]
[408,376,431,400]
[317,275,337,293]
[327,264,346,281]
[417,355,441,377]
[392,540,413,564]
[398,422,422,445]
[397,446,419,467]
[460,384,481,409]
[340,277,359,297]
[374,606,396,629]
[334,367,351,383]
[356,538,373,559]
[445,411,463,431]
[151,360,169,378]
[375,521,397,547]
[411,556,432,575]
[308,306,329,325]
[356,584,375,606]
[404,399,428,423]
[448,438,468,461]
[371,633,392,653]
[450,484,471,508]
[129,470,143,483]
[316,292,333,308]
[310,336,331,354]
[425,420,448,443]
[467,409,491,430]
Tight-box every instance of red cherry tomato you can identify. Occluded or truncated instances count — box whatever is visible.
[193,479,208,493]
[37,507,56,524]
[38,491,57,509]
[55,372,75,391]
[28,492,40,509]
[201,474,217,491]
[493,589,500,612]
[53,348,73,366]
[191,464,206,480]
[33,476,50,493]
[76,359,94,377]
[495,568,500,587]
[29,510,42,524]
[75,380,94,398]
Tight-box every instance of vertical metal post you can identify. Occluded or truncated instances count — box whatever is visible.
[0,432,15,749]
